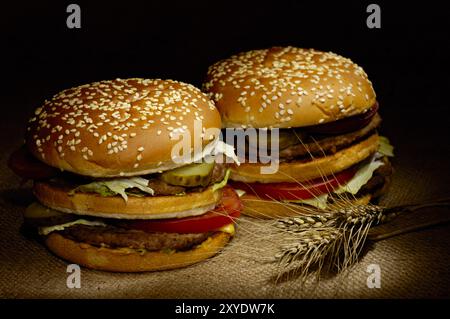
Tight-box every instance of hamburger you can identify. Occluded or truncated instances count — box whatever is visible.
[203,47,394,218]
[9,78,241,272]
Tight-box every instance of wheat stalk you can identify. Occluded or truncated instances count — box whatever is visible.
[271,198,450,283]
[272,203,397,282]
[274,227,342,283]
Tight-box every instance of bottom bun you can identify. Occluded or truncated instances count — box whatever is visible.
[45,232,231,272]
[240,193,373,219]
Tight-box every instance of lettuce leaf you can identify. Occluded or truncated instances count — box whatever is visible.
[335,158,384,195]
[284,193,329,210]
[378,136,394,157]
[212,168,231,192]
[70,177,154,202]
[235,189,246,197]
[334,136,393,195]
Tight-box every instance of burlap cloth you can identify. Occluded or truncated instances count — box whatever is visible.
[1,102,449,299]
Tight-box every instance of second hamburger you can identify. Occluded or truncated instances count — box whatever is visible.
[203,47,393,218]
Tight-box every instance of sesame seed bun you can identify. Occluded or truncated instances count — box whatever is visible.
[26,78,221,177]
[203,47,376,128]
[230,133,379,183]
[45,231,231,272]
[33,181,222,219]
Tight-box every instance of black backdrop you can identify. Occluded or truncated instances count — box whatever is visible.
[2,0,450,119]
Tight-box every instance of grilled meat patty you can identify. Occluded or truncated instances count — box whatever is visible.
[147,179,186,195]
[358,156,393,197]
[279,113,382,160]
[59,224,212,251]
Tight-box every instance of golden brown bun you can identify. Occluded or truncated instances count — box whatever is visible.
[33,182,222,219]
[231,133,379,183]
[240,193,373,218]
[26,79,221,177]
[45,232,231,272]
[203,47,376,128]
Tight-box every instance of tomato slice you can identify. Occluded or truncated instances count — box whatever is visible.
[230,168,355,201]
[305,103,379,135]
[9,145,59,180]
[121,186,242,234]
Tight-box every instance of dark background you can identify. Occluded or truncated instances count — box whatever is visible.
[2,0,449,162]
[2,0,449,111]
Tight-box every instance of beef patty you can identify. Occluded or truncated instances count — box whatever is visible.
[48,163,228,197]
[59,225,212,251]
[358,156,393,197]
[279,113,382,160]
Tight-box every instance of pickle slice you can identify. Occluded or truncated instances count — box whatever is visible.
[160,162,215,187]
[24,202,77,227]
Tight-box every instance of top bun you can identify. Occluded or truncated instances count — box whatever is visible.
[203,47,376,128]
[26,78,221,177]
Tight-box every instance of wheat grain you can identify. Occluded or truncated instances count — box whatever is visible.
[271,201,400,281]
